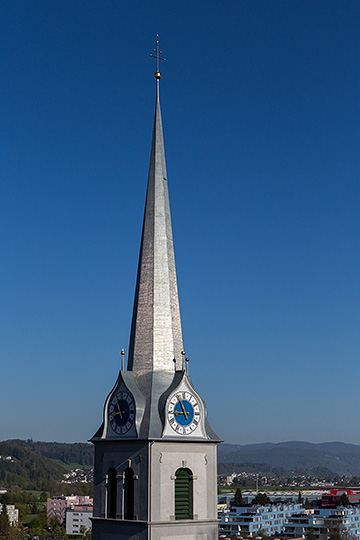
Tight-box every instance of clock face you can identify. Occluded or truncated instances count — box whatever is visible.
[167,390,201,435]
[108,390,135,435]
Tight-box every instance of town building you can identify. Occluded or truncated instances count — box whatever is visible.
[284,507,360,540]
[322,489,360,507]
[91,37,220,540]
[47,495,93,524]
[219,491,323,507]
[66,504,93,536]
[218,533,303,540]
[47,496,68,524]
[219,504,303,536]
[0,504,19,526]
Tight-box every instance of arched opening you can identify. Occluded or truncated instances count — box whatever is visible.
[124,467,135,520]
[175,467,193,520]
[108,467,117,519]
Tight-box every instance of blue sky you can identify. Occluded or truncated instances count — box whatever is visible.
[1,1,360,445]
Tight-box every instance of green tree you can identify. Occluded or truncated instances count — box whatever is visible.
[0,507,21,540]
[305,526,316,540]
[30,502,38,514]
[16,502,31,521]
[80,525,92,539]
[48,516,61,529]
[28,507,47,533]
[46,515,67,540]
[0,506,10,538]
[298,491,302,504]
[0,494,10,505]
[39,491,49,502]
[326,520,351,540]
[233,488,244,506]
[256,528,267,537]
[338,493,350,506]
[252,492,271,505]
[328,527,343,540]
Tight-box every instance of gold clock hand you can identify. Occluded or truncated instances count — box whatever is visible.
[115,397,124,419]
[177,396,189,420]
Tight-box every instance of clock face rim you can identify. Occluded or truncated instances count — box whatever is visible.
[108,390,135,435]
[167,390,201,435]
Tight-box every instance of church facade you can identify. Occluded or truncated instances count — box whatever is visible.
[91,47,220,540]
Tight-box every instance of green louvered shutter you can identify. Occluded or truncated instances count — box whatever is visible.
[175,468,192,520]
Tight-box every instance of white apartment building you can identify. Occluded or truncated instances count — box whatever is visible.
[285,507,360,540]
[219,503,304,536]
[0,504,19,526]
[66,504,93,535]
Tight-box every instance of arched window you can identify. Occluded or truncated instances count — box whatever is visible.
[108,467,117,518]
[124,467,135,520]
[175,467,193,520]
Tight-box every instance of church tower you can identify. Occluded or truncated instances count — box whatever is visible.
[91,38,220,540]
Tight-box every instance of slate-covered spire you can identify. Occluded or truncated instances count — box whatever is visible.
[127,67,184,380]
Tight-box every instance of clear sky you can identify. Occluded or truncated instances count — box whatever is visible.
[1,1,360,445]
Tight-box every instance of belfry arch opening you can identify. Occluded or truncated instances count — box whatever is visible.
[124,467,135,520]
[107,467,117,519]
[174,467,193,520]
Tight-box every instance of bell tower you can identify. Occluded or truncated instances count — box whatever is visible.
[91,37,220,540]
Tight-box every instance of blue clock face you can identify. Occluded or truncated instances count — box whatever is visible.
[167,391,201,435]
[173,399,194,425]
[109,391,135,434]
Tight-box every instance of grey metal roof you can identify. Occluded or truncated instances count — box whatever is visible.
[128,80,183,377]
[126,79,185,436]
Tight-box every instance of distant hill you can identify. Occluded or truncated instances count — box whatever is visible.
[14,439,93,467]
[3,439,360,491]
[0,440,66,490]
[0,440,93,491]
[218,441,360,476]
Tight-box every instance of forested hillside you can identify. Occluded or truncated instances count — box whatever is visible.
[0,441,66,490]
[0,440,93,491]
[218,441,360,476]
[13,439,93,466]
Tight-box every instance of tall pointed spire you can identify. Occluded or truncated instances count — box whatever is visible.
[91,36,220,449]
[128,40,184,383]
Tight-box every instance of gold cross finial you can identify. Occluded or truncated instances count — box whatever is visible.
[150,35,166,80]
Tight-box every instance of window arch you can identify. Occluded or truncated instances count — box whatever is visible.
[175,467,193,520]
[107,467,117,519]
[124,467,135,520]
